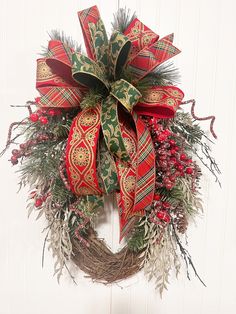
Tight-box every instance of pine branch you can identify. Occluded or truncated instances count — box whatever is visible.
[41,30,81,56]
[112,7,136,33]
[136,62,180,95]
[171,223,206,287]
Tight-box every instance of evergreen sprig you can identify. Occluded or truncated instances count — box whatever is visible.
[112,7,136,33]
[41,30,81,57]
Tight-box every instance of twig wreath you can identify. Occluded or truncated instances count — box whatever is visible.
[2,6,220,295]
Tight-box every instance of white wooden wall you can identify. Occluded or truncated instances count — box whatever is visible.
[0,0,236,313]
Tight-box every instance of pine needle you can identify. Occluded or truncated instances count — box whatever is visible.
[41,30,81,56]
[112,7,136,33]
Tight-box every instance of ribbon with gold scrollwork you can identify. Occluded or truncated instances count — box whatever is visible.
[35,5,184,239]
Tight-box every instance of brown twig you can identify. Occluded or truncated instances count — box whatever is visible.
[181,99,217,139]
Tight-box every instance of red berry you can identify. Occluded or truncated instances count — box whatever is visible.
[170,158,176,164]
[169,174,176,182]
[186,159,193,164]
[48,109,57,116]
[170,149,176,155]
[180,153,187,161]
[39,116,48,125]
[174,146,179,152]
[165,183,173,190]
[186,167,194,175]
[41,108,48,113]
[157,133,167,142]
[157,210,171,223]
[12,149,19,156]
[29,113,39,122]
[10,155,18,165]
[55,109,62,116]
[162,201,171,209]
[154,194,161,201]
[177,164,184,171]
[19,143,26,150]
[35,198,43,207]
[163,129,171,136]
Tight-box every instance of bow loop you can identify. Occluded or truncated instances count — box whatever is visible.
[110,79,141,112]
[135,86,184,118]
[109,32,131,80]
[72,53,109,90]
[88,19,109,70]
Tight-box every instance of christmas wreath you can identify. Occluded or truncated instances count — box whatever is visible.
[2,6,220,295]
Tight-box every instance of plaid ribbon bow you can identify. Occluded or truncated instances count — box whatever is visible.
[35,5,184,239]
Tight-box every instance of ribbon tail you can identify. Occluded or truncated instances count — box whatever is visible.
[116,113,156,241]
[132,113,156,213]
[115,120,138,241]
[65,105,103,195]
[101,96,131,162]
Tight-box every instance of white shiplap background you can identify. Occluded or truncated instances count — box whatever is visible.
[0,0,236,313]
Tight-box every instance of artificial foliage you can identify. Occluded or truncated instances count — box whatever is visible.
[1,6,220,295]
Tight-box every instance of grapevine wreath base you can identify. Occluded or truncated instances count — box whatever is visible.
[2,6,220,294]
[71,228,143,284]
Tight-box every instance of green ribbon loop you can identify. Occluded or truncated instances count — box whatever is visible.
[88,19,109,70]
[110,79,142,112]
[72,53,109,90]
[109,32,131,80]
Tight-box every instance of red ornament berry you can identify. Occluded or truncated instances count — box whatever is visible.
[186,159,193,164]
[10,155,18,165]
[48,109,57,116]
[55,109,62,116]
[12,149,19,156]
[162,201,171,209]
[163,129,171,136]
[157,133,167,142]
[170,157,177,164]
[170,149,176,155]
[180,153,187,161]
[39,116,48,125]
[169,174,176,182]
[186,167,194,174]
[174,145,179,152]
[165,183,173,190]
[169,139,176,146]
[154,194,161,201]
[41,108,48,114]
[35,198,43,207]
[177,164,184,171]
[19,143,26,150]
[157,210,171,223]
[29,113,39,122]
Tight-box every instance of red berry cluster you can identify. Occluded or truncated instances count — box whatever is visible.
[150,194,172,225]
[29,190,50,208]
[29,108,62,125]
[145,117,195,190]
[10,133,51,165]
